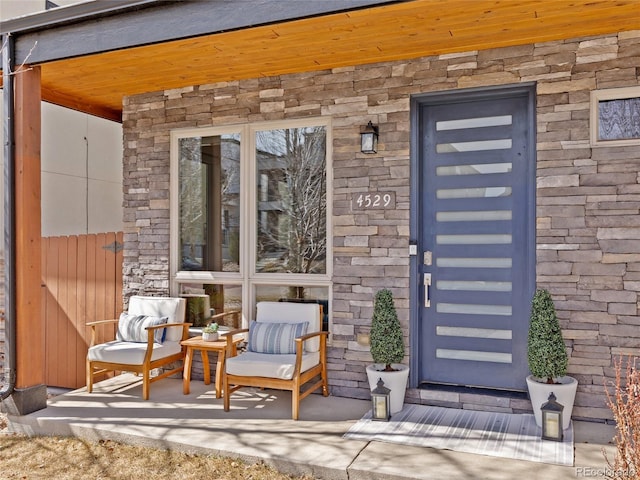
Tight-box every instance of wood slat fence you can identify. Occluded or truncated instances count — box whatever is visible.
[41,232,123,388]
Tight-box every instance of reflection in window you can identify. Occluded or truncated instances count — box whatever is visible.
[173,121,331,334]
[178,134,241,272]
[598,97,640,141]
[255,284,329,331]
[255,126,327,274]
[179,283,242,329]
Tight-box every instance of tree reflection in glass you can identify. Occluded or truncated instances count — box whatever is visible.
[255,126,327,275]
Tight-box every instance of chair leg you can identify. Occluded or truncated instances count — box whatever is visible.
[321,364,329,396]
[142,369,150,400]
[223,373,230,412]
[292,382,300,420]
[86,360,93,393]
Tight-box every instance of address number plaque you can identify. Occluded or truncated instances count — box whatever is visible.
[351,191,396,210]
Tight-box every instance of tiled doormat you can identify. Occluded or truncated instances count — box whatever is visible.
[344,404,574,466]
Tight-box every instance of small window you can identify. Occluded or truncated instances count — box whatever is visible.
[591,86,640,147]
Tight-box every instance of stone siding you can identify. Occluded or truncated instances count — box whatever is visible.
[123,30,640,422]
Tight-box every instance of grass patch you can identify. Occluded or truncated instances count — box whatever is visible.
[0,414,313,480]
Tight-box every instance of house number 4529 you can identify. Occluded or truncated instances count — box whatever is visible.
[351,191,396,210]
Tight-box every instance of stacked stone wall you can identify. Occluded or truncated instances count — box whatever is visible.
[123,30,640,422]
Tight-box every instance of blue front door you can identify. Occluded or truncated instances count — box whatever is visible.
[413,85,536,391]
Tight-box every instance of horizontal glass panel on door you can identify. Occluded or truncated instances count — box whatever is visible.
[436,349,512,364]
[436,139,512,153]
[178,134,241,273]
[436,210,512,222]
[436,115,513,131]
[436,162,513,176]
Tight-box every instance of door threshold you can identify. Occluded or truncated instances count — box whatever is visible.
[419,382,528,400]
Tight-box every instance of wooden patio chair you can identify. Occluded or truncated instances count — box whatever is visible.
[223,301,329,420]
[86,296,190,400]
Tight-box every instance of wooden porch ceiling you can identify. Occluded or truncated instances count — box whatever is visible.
[7,0,640,122]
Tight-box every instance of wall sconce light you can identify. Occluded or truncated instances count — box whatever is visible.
[541,392,564,442]
[360,121,379,154]
[371,377,391,421]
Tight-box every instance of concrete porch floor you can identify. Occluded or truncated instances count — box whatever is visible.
[6,374,618,480]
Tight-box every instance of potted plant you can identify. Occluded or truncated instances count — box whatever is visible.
[365,289,410,414]
[202,322,219,342]
[526,289,577,430]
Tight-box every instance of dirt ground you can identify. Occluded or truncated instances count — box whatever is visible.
[0,411,313,480]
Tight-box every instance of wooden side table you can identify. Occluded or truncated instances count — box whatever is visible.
[181,335,242,398]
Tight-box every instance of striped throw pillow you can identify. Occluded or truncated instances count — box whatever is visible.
[116,312,169,343]
[247,321,309,354]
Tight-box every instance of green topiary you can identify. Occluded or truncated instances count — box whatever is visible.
[370,289,405,372]
[527,289,568,384]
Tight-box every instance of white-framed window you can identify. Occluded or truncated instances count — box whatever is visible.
[170,118,332,330]
[590,86,640,147]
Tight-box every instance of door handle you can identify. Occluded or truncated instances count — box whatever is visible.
[423,273,431,308]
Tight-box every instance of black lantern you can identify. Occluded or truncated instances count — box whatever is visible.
[541,392,564,441]
[371,377,391,421]
[360,121,379,154]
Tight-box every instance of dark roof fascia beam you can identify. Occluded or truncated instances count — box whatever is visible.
[3,0,399,65]
[0,0,164,34]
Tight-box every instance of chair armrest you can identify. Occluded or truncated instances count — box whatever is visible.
[296,330,329,343]
[145,322,193,347]
[294,330,328,353]
[87,318,119,347]
[86,319,118,327]
[211,309,241,325]
[225,327,249,355]
[143,322,193,362]
[144,322,192,331]
[293,331,329,374]
[223,327,249,337]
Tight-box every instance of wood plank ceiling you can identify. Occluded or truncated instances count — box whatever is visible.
[9,0,640,121]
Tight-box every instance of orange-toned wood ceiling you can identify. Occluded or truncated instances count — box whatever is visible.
[5,0,640,122]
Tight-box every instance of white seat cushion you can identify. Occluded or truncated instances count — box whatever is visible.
[225,351,320,380]
[88,340,181,365]
[128,296,186,342]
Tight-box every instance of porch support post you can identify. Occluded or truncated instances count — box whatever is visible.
[6,65,46,415]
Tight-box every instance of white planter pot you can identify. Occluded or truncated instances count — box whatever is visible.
[526,375,578,430]
[366,364,410,414]
[202,332,219,342]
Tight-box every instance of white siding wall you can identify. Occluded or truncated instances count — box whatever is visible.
[0,99,123,237]
[0,0,81,19]
[1,0,123,237]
